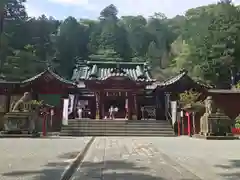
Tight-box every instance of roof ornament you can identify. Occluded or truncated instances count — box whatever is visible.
[180,68,188,74]
[143,62,151,72]
[111,63,126,74]
[116,63,121,73]
[46,60,52,71]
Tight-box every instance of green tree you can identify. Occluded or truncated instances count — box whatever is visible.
[181,1,240,87]
[55,16,84,77]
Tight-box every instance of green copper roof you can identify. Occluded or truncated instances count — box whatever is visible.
[72,61,155,83]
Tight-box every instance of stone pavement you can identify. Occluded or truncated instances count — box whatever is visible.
[138,136,240,180]
[0,137,92,180]
[71,137,240,180]
[1,137,240,180]
[71,137,201,180]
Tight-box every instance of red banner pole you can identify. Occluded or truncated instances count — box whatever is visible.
[185,112,191,136]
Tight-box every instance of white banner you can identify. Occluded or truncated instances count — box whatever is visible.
[62,99,69,125]
[171,101,177,126]
[68,94,74,115]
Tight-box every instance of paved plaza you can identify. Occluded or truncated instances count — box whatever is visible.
[0,137,240,180]
[0,137,92,180]
[71,137,240,180]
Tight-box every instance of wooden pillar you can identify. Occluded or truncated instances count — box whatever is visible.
[73,94,79,119]
[164,92,171,121]
[95,92,100,120]
[125,92,128,119]
[192,112,196,135]
[133,93,138,120]
[127,92,132,120]
[90,96,96,119]
[100,91,104,119]
[6,92,11,112]
[155,94,160,120]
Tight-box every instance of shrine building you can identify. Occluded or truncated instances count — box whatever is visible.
[0,61,210,134]
[71,61,156,120]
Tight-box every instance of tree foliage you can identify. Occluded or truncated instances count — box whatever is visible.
[0,0,240,88]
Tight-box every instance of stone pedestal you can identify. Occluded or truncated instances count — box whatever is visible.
[1,111,39,137]
[200,112,233,136]
[196,96,236,139]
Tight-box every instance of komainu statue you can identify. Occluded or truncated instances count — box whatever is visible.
[11,92,32,112]
[199,96,233,137]
[204,96,217,114]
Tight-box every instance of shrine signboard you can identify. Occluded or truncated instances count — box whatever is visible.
[105,92,126,97]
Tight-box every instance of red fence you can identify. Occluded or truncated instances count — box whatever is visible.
[232,128,240,134]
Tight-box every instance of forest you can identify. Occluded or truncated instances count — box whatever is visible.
[0,0,240,88]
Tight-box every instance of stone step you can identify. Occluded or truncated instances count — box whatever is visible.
[64,125,172,129]
[60,119,174,137]
[67,122,171,125]
[68,119,168,124]
[61,130,174,133]
[61,130,174,135]
[60,133,176,137]
[61,127,172,131]
[60,131,174,134]
[67,121,170,124]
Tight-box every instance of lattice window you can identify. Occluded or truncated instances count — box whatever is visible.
[142,106,156,119]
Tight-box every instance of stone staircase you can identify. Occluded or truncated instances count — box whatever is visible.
[60,119,175,137]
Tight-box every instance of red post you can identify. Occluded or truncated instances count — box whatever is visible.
[185,112,191,136]
[178,120,181,136]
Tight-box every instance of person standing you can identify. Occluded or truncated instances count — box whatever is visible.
[109,105,114,120]
[77,107,83,119]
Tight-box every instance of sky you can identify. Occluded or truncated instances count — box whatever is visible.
[25,0,240,20]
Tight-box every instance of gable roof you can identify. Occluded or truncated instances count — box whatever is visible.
[146,70,213,91]
[22,68,76,86]
[72,61,155,83]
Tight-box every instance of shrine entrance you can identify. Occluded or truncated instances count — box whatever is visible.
[103,92,126,119]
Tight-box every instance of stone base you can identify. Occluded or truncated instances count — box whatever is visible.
[0,131,40,138]
[200,132,215,136]
[193,134,238,140]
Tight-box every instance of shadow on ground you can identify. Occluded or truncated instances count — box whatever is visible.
[2,158,194,180]
[73,160,194,180]
[215,159,240,180]
[1,151,77,180]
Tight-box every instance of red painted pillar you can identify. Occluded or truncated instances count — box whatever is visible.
[185,112,191,136]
